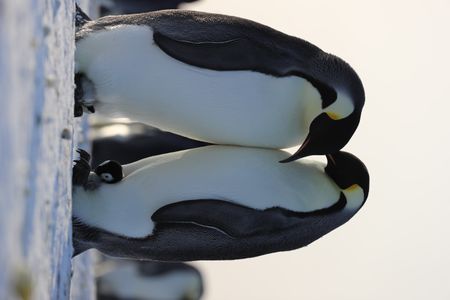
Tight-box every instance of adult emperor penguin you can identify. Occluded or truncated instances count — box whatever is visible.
[97,259,203,300]
[97,0,200,16]
[75,9,365,161]
[90,121,209,167]
[72,146,369,260]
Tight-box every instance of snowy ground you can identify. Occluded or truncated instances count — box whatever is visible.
[0,1,95,299]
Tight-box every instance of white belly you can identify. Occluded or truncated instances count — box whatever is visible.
[75,25,323,148]
[72,146,341,238]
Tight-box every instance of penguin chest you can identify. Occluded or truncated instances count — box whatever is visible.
[76,25,322,148]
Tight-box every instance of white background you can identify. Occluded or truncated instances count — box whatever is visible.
[182,0,450,299]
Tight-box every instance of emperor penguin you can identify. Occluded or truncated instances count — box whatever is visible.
[90,121,209,167]
[75,9,365,161]
[97,259,203,300]
[97,0,200,16]
[72,146,369,261]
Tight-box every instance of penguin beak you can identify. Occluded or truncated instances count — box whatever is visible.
[325,153,336,166]
[279,113,334,163]
[279,112,360,163]
[279,135,312,163]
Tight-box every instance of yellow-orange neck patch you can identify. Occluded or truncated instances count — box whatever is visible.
[345,184,359,192]
[326,111,342,120]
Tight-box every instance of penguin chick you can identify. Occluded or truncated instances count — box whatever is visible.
[72,146,369,261]
[72,149,124,189]
[94,160,124,183]
[75,10,365,161]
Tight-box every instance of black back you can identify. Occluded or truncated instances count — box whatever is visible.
[73,194,358,261]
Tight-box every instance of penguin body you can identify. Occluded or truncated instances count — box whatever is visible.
[76,25,319,149]
[75,10,365,159]
[72,146,369,260]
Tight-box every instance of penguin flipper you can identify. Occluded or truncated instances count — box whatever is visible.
[152,199,301,238]
[153,30,336,102]
[153,32,280,75]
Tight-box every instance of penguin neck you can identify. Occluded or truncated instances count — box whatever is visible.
[302,81,323,128]
[323,90,355,120]
[301,85,355,129]
[342,185,365,211]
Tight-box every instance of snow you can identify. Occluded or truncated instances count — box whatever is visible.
[0,1,96,299]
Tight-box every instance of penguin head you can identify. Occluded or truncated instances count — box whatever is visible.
[324,151,370,205]
[94,160,123,183]
[282,110,361,162]
[281,55,365,162]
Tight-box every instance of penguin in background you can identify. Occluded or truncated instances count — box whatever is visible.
[97,0,200,16]
[74,8,365,161]
[90,121,209,168]
[97,258,203,300]
[72,146,369,261]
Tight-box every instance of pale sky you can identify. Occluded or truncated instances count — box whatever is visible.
[180,0,450,299]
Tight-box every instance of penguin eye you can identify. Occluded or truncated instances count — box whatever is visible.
[101,173,114,182]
